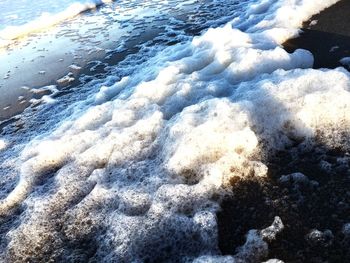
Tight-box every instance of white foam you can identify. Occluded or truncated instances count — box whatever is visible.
[343,223,350,236]
[330,46,339,52]
[340,57,350,67]
[0,139,7,151]
[0,0,345,261]
[234,0,339,44]
[195,217,284,262]
[263,260,285,263]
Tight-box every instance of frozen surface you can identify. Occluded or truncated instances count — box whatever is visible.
[0,0,345,262]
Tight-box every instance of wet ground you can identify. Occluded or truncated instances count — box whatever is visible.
[220,3,350,260]
[0,0,245,120]
[218,136,350,262]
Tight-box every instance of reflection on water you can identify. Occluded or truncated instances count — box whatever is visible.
[0,0,106,29]
[0,0,247,121]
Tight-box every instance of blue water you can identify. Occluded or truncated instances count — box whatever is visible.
[0,0,249,32]
[0,0,99,30]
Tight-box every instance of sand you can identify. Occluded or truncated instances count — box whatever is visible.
[218,1,350,261]
[283,0,350,69]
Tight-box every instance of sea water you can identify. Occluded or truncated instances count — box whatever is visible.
[0,0,112,30]
[0,0,346,262]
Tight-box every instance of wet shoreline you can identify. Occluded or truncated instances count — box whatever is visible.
[283,0,350,70]
[2,1,350,262]
[218,1,350,261]
[0,0,239,123]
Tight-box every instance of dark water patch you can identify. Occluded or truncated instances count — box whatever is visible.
[284,29,350,70]
[303,0,350,37]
